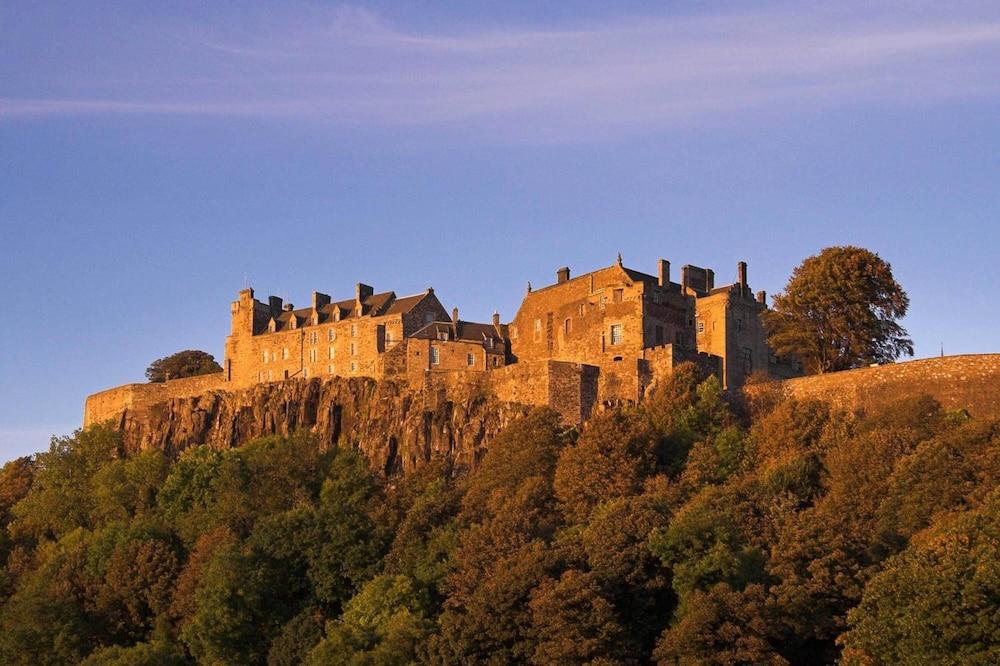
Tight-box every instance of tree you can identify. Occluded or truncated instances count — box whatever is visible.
[840,490,1000,664]
[145,350,221,383]
[762,246,912,374]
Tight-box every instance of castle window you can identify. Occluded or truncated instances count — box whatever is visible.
[310,331,318,345]
[579,303,585,316]
[309,348,317,363]
[610,324,623,345]
[430,347,440,365]
[329,346,335,359]
[737,319,743,331]
[351,342,357,356]
[350,360,357,372]
[533,319,541,341]
[467,353,475,367]
[493,357,499,367]
[613,289,623,303]
[351,324,358,337]
[328,329,335,341]
[564,318,571,335]
[328,364,334,374]
[267,370,273,381]
[303,368,309,379]
[282,348,289,360]
[262,351,268,363]
[697,321,705,334]
[258,372,263,382]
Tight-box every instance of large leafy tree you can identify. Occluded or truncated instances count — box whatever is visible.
[763,246,913,374]
[145,349,222,383]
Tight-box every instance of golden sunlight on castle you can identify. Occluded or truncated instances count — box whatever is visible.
[222,255,799,396]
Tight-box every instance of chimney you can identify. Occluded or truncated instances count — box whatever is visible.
[658,259,670,287]
[355,283,373,316]
[681,266,690,292]
[312,291,331,310]
[452,307,459,324]
[492,311,501,326]
[756,290,767,305]
[268,296,283,317]
[737,262,748,290]
[705,269,715,291]
[282,303,294,312]
[556,266,570,283]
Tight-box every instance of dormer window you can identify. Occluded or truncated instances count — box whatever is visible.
[438,331,449,341]
[268,319,277,333]
[312,313,319,326]
[289,317,297,330]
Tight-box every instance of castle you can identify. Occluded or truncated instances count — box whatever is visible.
[219,255,799,415]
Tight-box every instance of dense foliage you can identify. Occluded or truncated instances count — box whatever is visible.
[762,246,913,374]
[1,365,997,664]
[145,350,222,383]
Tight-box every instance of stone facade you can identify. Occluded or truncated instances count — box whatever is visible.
[89,255,799,429]
[509,256,795,397]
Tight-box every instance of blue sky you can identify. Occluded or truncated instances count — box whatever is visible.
[1,1,998,460]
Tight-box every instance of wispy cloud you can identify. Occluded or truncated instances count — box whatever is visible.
[2,3,998,139]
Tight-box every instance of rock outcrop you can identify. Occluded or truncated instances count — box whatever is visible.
[102,376,530,475]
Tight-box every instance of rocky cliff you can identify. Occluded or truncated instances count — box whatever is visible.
[100,376,530,475]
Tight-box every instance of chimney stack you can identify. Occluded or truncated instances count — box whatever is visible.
[658,259,670,287]
[556,266,570,283]
[452,307,459,324]
[492,311,501,326]
[705,269,715,291]
[268,296,283,316]
[312,291,331,310]
[282,303,294,312]
[756,290,767,305]
[737,261,748,290]
[355,283,373,316]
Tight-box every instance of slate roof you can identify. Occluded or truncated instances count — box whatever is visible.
[411,320,509,344]
[266,290,430,332]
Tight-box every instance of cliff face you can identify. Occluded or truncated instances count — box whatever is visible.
[105,377,529,475]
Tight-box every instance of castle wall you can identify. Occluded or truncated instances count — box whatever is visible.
[748,355,1000,420]
[84,372,227,427]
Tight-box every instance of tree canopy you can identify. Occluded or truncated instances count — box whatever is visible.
[1,368,997,664]
[145,350,222,383]
[762,246,913,374]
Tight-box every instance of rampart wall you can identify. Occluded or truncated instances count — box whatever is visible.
[758,354,1000,419]
[84,373,227,427]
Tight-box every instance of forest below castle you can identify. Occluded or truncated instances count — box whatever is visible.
[1,365,998,665]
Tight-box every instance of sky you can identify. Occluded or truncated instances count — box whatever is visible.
[1,1,998,461]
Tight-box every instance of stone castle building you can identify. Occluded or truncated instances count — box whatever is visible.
[220,255,798,407]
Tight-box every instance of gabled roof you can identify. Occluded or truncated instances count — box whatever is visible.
[412,320,508,344]
[385,292,428,315]
[263,289,430,332]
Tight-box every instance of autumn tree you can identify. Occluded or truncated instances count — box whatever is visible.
[145,349,222,383]
[762,246,912,374]
[840,490,1000,664]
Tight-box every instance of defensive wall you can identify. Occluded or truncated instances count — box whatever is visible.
[85,355,1000,463]
[84,373,228,427]
[760,354,1000,420]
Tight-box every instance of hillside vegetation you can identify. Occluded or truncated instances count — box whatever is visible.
[1,364,998,664]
